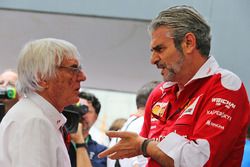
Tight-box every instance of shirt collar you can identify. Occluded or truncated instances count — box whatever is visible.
[186,56,219,85]
[26,92,67,130]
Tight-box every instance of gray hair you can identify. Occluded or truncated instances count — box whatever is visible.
[148,5,211,57]
[16,38,80,96]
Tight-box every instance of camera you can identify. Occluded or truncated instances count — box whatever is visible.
[62,104,88,133]
[0,87,17,99]
[0,87,16,122]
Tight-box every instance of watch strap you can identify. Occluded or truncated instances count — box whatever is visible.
[75,143,88,149]
[141,139,153,157]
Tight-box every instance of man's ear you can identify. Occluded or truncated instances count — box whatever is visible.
[37,73,49,89]
[182,32,196,53]
[38,80,49,89]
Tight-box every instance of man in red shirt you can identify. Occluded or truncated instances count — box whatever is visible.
[99,5,250,167]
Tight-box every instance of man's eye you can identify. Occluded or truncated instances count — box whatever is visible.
[70,65,78,68]
[156,47,163,52]
[151,46,166,53]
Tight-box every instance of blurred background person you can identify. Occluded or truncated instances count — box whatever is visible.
[107,81,161,167]
[108,118,127,132]
[0,69,18,122]
[68,91,107,167]
[0,38,86,167]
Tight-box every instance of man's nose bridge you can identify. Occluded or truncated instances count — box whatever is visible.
[78,71,87,81]
[151,51,159,64]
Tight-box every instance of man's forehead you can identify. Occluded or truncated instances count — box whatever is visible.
[150,29,174,47]
[0,71,17,83]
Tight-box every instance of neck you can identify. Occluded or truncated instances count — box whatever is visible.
[36,90,63,112]
[135,107,145,116]
[178,53,208,87]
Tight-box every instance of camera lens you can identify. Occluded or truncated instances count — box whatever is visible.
[0,87,16,99]
[79,104,88,116]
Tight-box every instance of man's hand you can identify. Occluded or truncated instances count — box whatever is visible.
[98,131,145,159]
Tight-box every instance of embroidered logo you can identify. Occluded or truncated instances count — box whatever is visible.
[179,95,201,118]
[206,120,224,130]
[211,98,236,109]
[207,110,232,121]
[152,102,169,117]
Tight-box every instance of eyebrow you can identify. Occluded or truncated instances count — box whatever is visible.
[150,44,165,52]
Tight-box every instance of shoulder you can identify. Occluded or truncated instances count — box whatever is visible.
[215,68,242,91]
[4,98,47,124]
[148,81,173,101]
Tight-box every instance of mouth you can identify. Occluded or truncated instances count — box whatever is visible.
[161,67,168,76]
[156,62,166,69]
[156,62,167,75]
[75,86,80,91]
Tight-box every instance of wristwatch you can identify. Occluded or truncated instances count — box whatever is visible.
[141,139,153,157]
[75,143,88,149]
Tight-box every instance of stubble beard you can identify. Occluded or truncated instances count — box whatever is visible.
[163,52,185,82]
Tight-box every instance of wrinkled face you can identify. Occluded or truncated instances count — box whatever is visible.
[150,27,185,82]
[45,56,86,111]
[79,98,98,131]
[0,71,18,112]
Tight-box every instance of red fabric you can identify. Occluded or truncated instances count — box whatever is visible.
[61,126,71,150]
[140,74,250,167]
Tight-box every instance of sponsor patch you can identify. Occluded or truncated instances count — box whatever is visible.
[207,110,232,121]
[211,98,236,109]
[179,95,201,118]
[152,102,169,117]
[206,120,224,130]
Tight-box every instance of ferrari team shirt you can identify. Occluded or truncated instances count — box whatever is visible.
[140,56,250,167]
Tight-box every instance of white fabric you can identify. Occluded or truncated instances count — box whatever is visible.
[0,92,71,167]
[157,132,210,167]
[89,126,110,147]
[107,115,147,167]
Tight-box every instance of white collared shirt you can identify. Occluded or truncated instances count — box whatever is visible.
[0,92,71,167]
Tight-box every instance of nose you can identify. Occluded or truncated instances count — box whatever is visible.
[78,70,87,81]
[150,52,160,65]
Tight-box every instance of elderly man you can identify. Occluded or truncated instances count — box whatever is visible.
[0,38,86,167]
[99,6,250,167]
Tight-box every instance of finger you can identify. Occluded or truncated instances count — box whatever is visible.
[106,131,137,138]
[109,149,138,159]
[98,148,113,158]
[98,142,122,158]
[78,123,83,130]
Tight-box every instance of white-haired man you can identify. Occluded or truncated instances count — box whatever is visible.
[0,38,86,167]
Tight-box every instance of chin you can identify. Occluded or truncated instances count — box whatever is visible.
[67,97,79,106]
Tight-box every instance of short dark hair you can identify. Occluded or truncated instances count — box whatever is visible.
[108,118,127,131]
[136,81,161,109]
[79,91,101,115]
